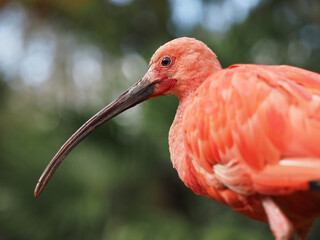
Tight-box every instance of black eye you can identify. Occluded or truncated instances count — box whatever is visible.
[161,57,171,66]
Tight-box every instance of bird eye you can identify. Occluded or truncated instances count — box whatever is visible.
[161,57,171,67]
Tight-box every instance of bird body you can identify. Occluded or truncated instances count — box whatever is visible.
[35,38,320,240]
[169,63,320,239]
[180,64,320,195]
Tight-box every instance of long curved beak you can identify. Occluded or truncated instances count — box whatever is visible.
[34,77,157,197]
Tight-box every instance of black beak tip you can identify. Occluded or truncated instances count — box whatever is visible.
[34,181,44,197]
[34,184,40,197]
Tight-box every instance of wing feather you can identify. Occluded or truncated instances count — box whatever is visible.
[183,64,320,195]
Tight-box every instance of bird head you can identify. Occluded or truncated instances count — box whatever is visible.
[146,37,221,99]
[34,37,221,197]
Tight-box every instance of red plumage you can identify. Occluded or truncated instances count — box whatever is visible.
[179,64,320,239]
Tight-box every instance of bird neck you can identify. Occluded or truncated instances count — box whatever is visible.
[168,94,193,181]
[173,61,222,101]
[168,62,222,183]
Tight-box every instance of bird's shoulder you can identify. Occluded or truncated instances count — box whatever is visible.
[203,63,320,100]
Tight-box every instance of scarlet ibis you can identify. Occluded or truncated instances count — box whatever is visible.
[35,37,320,240]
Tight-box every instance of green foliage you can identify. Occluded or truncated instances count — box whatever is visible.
[1,0,320,239]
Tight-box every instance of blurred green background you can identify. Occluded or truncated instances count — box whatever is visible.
[1,0,320,239]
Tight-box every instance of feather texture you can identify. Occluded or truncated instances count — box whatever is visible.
[167,63,320,238]
[182,64,320,195]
